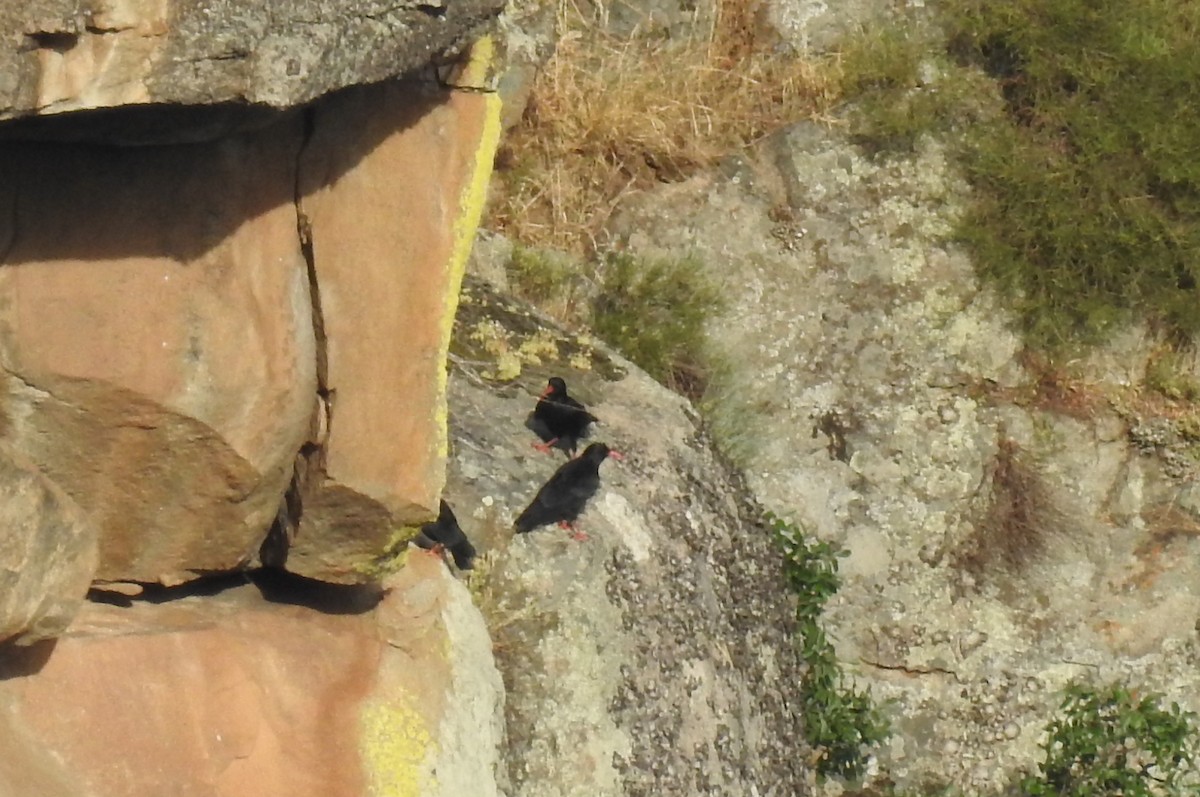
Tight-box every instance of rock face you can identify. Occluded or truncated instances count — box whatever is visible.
[0,0,505,125]
[0,120,317,584]
[0,444,97,645]
[607,121,1200,792]
[0,554,504,797]
[443,280,814,797]
[0,51,501,597]
[287,79,501,583]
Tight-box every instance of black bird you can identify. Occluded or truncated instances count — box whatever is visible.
[526,376,598,457]
[514,442,623,540]
[414,499,477,570]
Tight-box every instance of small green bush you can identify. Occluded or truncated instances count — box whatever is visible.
[769,512,891,780]
[508,244,577,306]
[839,0,1200,351]
[838,25,976,154]
[591,252,723,397]
[947,0,1200,349]
[1145,347,1200,402]
[1021,682,1200,797]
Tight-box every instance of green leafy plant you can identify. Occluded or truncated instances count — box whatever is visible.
[768,512,890,780]
[1021,682,1200,797]
[591,251,724,398]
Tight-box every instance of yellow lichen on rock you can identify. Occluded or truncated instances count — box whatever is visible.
[569,350,594,371]
[360,693,438,797]
[469,319,524,380]
[436,35,504,459]
[517,329,561,364]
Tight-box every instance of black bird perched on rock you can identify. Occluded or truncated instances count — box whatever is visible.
[514,442,623,540]
[526,376,598,457]
[414,499,476,570]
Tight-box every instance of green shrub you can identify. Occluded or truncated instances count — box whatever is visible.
[507,244,577,306]
[839,0,1200,351]
[1021,682,1200,797]
[591,252,723,397]
[947,0,1200,349]
[769,512,891,780]
[838,25,976,154]
[1145,347,1200,402]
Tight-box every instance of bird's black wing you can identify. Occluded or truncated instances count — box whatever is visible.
[448,538,477,570]
[416,502,476,568]
[515,459,600,531]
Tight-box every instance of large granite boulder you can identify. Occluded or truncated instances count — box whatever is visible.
[0,118,316,585]
[605,120,1200,793]
[0,554,503,797]
[0,40,502,598]
[441,279,815,796]
[287,79,502,584]
[0,444,97,645]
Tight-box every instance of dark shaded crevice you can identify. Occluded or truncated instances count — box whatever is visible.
[23,31,79,53]
[87,570,254,606]
[261,106,329,569]
[0,638,57,680]
[0,172,18,266]
[251,568,384,615]
[86,568,382,616]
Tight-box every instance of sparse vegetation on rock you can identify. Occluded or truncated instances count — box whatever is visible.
[770,512,890,780]
[953,437,1066,583]
[591,252,724,398]
[488,0,837,255]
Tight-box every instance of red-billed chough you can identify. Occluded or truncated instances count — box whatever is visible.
[526,376,599,457]
[414,499,477,570]
[514,442,622,540]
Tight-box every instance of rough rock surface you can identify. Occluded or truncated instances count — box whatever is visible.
[0,445,97,645]
[0,71,500,590]
[0,553,503,797]
[443,279,814,797]
[286,79,499,583]
[0,120,316,584]
[607,121,1200,792]
[0,0,504,128]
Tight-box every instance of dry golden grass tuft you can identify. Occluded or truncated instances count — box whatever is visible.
[488,0,840,255]
[954,437,1067,583]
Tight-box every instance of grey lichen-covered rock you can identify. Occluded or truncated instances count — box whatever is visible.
[444,278,814,796]
[606,121,1200,793]
[0,0,504,127]
[763,0,890,54]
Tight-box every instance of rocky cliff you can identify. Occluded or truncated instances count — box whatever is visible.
[0,2,822,794]
[609,118,1200,793]
[0,0,500,125]
[0,0,513,790]
[0,0,505,645]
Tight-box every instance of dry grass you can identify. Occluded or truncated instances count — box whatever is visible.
[488,0,840,255]
[954,437,1066,582]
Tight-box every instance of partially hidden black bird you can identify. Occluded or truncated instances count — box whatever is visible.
[526,376,599,457]
[414,499,477,570]
[514,442,623,541]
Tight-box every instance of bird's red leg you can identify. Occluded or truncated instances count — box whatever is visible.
[532,437,559,454]
[422,543,446,558]
[558,520,589,542]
